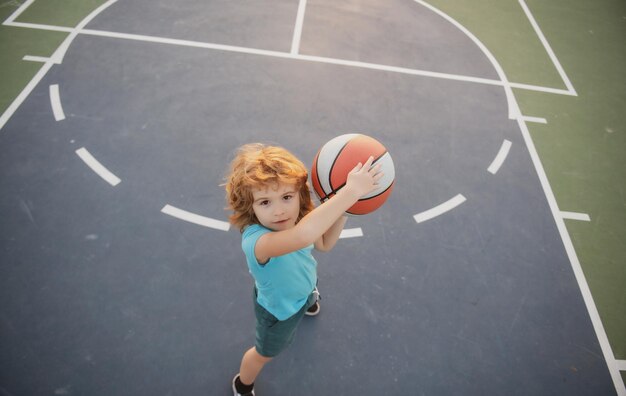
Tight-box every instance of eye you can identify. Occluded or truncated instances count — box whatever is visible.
[259,200,270,206]
[283,194,293,201]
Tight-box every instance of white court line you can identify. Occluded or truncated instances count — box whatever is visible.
[521,115,547,124]
[2,0,36,24]
[518,0,577,95]
[509,81,576,96]
[5,21,574,97]
[0,21,559,96]
[291,0,307,55]
[515,115,624,395]
[80,28,509,88]
[0,61,55,131]
[23,55,51,63]
[297,53,502,86]
[616,360,626,371]
[339,228,363,239]
[3,4,620,393]
[81,28,502,87]
[161,204,230,231]
[0,4,116,132]
[413,0,519,119]
[76,147,121,186]
[487,139,512,174]
[49,84,65,121]
[414,194,466,223]
[6,21,74,33]
[50,0,118,64]
[560,211,591,222]
[81,28,289,58]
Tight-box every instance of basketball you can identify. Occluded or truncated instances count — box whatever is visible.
[311,134,395,215]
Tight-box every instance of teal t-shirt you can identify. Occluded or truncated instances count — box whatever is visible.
[242,224,317,320]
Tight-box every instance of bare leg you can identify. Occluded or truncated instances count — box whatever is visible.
[239,347,273,385]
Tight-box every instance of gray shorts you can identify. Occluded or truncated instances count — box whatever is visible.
[253,288,317,358]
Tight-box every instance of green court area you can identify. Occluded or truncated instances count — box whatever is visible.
[1,0,624,390]
[426,1,626,371]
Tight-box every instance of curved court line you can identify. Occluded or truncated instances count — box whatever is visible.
[339,228,363,239]
[487,139,512,175]
[76,147,121,186]
[49,84,65,121]
[413,194,466,223]
[50,0,117,64]
[414,0,519,119]
[161,204,230,231]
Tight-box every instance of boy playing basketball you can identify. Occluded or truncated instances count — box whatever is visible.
[224,143,382,395]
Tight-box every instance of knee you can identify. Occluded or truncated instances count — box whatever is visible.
[253,347,274,363]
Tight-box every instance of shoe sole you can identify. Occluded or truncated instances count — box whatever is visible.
[305,303,320,316]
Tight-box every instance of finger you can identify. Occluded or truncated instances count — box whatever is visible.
[363,156,375,168]
[350,162,363,173]
[370,162,383,173]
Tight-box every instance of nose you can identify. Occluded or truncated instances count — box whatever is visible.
[273,204,285,216]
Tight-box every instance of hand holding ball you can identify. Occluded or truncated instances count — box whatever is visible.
[311,134,395,215]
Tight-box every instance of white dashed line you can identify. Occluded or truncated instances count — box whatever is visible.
[339,228,363,239]
[49,84,65,121]
[76,147,121,186]
[560,211,591,222]
[161,204,231,231]
[488,140,512,175]
[414,194,467,223]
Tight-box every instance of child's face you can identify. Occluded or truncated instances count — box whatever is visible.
[251,181,301,231]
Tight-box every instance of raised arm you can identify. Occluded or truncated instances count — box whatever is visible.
[314,215,347,252]
[254,157,382,263]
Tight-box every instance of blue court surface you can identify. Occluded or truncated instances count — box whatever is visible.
[0,1,620,395]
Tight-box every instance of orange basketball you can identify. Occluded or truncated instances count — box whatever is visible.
[311,134,395,215]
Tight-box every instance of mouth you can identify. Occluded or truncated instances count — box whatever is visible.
[273,219,290,225]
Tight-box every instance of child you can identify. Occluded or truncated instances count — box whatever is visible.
[224,143,382,396]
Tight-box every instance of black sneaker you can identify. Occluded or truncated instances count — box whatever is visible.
[305,301,320,316]
[232,374,255,396]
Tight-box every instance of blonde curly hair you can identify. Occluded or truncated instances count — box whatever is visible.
[224,143,315,232]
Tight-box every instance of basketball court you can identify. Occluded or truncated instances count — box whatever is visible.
[0,0,623,395]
